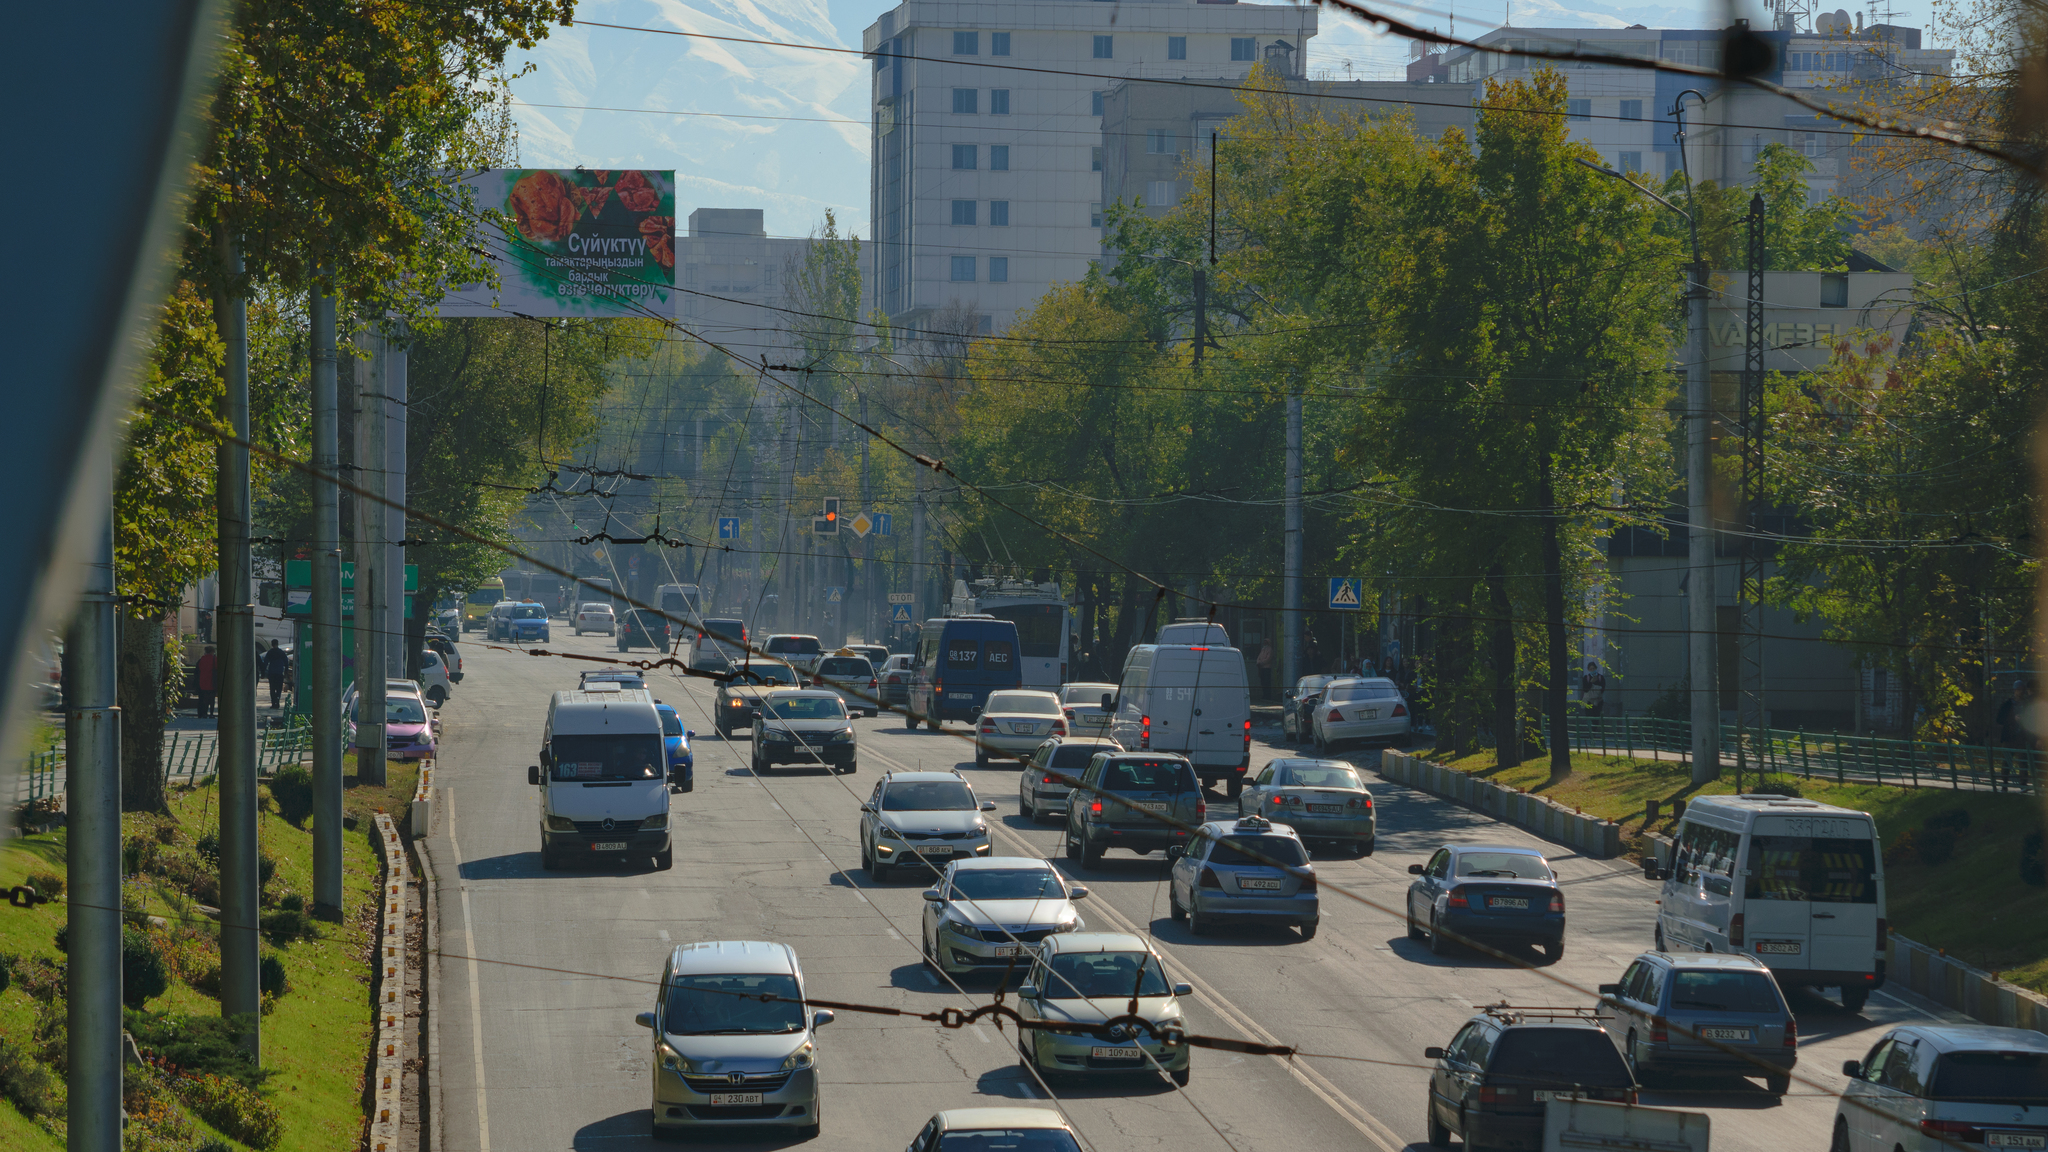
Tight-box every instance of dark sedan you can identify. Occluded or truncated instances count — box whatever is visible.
[1406,844,1565,963]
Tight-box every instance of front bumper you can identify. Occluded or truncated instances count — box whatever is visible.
[510,628,550,644]
[542,828,672,857]
[653,1065,818,1131]
[758,738,856,767]
[934,925,1060,973]
[872,838,991,868]
[1028,1023,1189,1075]
[1439,908,1565,944]
[1189,891,1319,925]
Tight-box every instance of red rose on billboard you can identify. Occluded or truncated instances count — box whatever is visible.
[640,216,675,270]
[508,170,580,242]
[615,170,660,213]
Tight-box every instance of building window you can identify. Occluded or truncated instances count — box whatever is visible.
[1148,180,1177,207]
[990,89,1010,115]
[953,31,978,55]
[1091,146,1103,172]
[1821,274,1849,307]
[1093,35,1113,59]
[951,200,977,226]
[1619,151,1642,173]
[991,32,1011,56]
[989,256,1009,283]
[990,200,1009,226]
[1091,91,1104,116]
[991,144,1009,170]
[1231,37,1256,61]
[952,144,977,170]
[1619,99,1643,120]
[978,315,994,334]
[953,88,978,114]
[1797,131,1820,157]
[1090,201,1103,228]
[1146,128,1173,154]
[1567,98,1591,120]
[1168,36,1187,60]
[951,256,976,282]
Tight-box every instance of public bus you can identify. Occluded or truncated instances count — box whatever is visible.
[461,577,505,632]
[949,577,1070,691]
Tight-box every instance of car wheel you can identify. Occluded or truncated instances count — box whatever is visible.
[1654,922,1667,951]
[1299,920,1319,940]
[1186,899,1209,936]
[1540,938,1565,964]
[652,1122,683,1143]
[1407,910,1426,941]
[921,928,943,974]
[654,848,672,871]
[1226,775,1245,799]
[1425,1098,1451,1148]
[1625,1029,1647,1086]
[540,843,560,871]
[427,687,446,708]
[975,748,989,768]
[1081,830,1105,868]
[1020,792,1034,819]
[1841,987,1870,1014]
[1169,885,1187,924]
[1358,839,1374,858]
[1429,913,1452,956]
[1170,1066,1191,1087]
[1829,1119,1851,1152]
[1766,1072,1790,1096]
[1064,827,1082,862]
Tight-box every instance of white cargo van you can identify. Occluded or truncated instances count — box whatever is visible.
[528,686,672,871]
[1649,794,1887,1011]
[1108,644,1253,795]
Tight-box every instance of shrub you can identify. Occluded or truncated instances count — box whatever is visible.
[33,1001,65,1074]
[123,1068,194,1149]
[24,870,63,901]
[0,1036,57,1119]
[269,763,314,826]
[175,1070,284,1150]
[258,852,277,890]
[196,1139,234,1152]
[279,892,303,913]
[125,1011,264,1087]
[259,907,315,945]
[2023,830,2046,888]
[123,928,171,1008]
[196,829,220,862]
[259,952,288,997]
[1924,808,1973,835]
[53,924,66,953]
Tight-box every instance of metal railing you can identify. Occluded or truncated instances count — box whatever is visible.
[1541,714,2043,795]
[10,721,312,809]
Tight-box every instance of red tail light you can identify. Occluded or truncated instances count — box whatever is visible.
[1298,873,1317,893]
[1051,721,1067,736]
[1392,703,1408,717]
[1784,1017,1799,1049]
[868,678,877,689]
[1729,912,1745,948]
[1923,1120,1986,1141]
[1650,1018,1669,1044]
[1243,719,1251,749]
[1327,709,1343,722]
[1064,709,1075,721]
[980,720,997,734]
[1446,886,1470,908]
[1042,774,1057,784]
[1549,892,1564,913]
[1091,799,1103,813]
[1478,1087,1516,1105]
[1140,716,1150,749]
[1195,800,1206,820]
[1198,867,1221,889]
[1271,795,1285,806]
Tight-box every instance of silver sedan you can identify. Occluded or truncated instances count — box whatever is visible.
[1237,758,1376,855]
[919,857,1089,976]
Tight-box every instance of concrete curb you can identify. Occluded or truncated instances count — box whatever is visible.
[1378,750,1623,859]
[412,765,442,1152]
[370,812,412,1152]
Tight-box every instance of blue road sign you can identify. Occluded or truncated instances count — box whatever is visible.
[718,517,740,539]
[825,586,844,603]
[1328,577,1363,610]
[890,604,913,623]
[875,512,892,537]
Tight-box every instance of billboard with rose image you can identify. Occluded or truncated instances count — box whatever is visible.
[437,168,675,318]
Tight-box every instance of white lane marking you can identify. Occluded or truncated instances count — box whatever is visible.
[922,970,940,986]
[659,930,671,943]
[887,927,903,939]
[445,789,492,1152]
[971,1024,991,1044]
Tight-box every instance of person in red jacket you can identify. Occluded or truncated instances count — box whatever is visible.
[195,646,219,718]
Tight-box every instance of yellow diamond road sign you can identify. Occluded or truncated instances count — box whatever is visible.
[849,512,874,538]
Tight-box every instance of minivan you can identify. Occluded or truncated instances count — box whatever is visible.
[529,687,672,871]
[1647,794,1886,1011]
[1109,644,1253,795]
[689,618,748,673]
[907,616,1024,730]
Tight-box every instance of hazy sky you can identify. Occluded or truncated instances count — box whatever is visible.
[506,0,1943,240]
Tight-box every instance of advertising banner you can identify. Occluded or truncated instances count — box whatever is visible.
[438,168,676,318]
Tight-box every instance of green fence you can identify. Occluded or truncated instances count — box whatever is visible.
[11,722,311,809]
[1542,715,2042,795]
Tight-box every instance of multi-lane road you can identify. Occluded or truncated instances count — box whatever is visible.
[423,633,1963,1151]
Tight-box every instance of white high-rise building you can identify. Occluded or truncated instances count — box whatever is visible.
[862,0,1317,334]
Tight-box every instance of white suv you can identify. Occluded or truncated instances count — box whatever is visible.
[1834,1024,2048,1151]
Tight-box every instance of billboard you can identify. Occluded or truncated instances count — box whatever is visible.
[438,168,675,318]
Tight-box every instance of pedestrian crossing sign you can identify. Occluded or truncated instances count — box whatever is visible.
[890,604,913,623]
[825,586,844,603]
[1328,577,1362,610]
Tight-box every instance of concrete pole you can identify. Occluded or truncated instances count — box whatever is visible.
[215,233,262,1059]
[309,283,343,918]
[912,465,927,627]
[860,391,874,643]
[66,492,121,1152]
[384,328,408,681]
[1686,262,1719,784]
[353,328,387,786]
[1282,389,1304,691]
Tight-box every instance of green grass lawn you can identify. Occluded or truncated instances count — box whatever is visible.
[1420,747,2048,994]
[0,756,416,1147]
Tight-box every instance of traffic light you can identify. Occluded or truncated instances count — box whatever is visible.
[814,497,840,535]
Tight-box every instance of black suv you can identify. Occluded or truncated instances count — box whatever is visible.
[1063,753,1204,866]
[616,609,665,652]
[1424,1008,1636,1151]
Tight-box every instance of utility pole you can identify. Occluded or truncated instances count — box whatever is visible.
[352,327,387,787]
[1672,92,1720,787]
[1283,387,1304,689]
[384,327,408,682]
[310,282,343,918]
[66,487,121,1152]
[913,465,927,626]
[860,390,874,643]
[215,232,261,1059]
[1736,194,1768,791]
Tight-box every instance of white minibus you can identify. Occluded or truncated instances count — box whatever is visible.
[1109,644,1253,795]
[528,687,672,872]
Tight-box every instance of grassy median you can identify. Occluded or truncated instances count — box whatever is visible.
[1419,747,2048,994]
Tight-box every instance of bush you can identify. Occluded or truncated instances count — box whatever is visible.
[259,907,316,945]
[123,928,171,1008]
[258,952,288,997]
[0,1036,57,1119]
[269,763,313,827]
[174,1071,284,1150]
[2023,830,2046,888]
[1884,828,1919,866]
[196,829,220,862]
[24,870,63,901]
[196,1139,234,1152]
[280,893,304,913]
[1925,808,1973,835]
[125,1011,264,1087]
[258,852,277,891]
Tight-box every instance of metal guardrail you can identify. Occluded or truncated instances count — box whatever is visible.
[11,722,312,808]
[1542,715,2042,795]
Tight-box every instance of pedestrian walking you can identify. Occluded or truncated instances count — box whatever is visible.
[1997,678,2032,788]
[261,640,291,709]
[1579,660,1607,715]
[1256,638,1274,697]
[195,645,218,718]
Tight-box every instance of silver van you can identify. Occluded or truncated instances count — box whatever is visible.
[528,688,671,870]
[1647,794,1886,1011]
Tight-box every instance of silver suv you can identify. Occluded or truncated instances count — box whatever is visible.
[635,940,835,1139]
[860,771,996,880]
[1063,753,1204,866]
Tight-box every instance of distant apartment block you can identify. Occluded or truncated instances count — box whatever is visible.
[676,208,809,363]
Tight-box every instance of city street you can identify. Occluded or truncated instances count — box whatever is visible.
[423,634,1965,1152]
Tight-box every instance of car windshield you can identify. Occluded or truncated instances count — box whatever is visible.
[1487,1029,1632,1087]
[818,659,870,677]
[1279,765,1363,789]
[511,605,546,620]
[659,710,683,737]
[353,697,427,724]
[585,674,645,689]
[1746,835,1878,904]
[1293,676,1331,693]
[770,637,822,655]
[466,588,501,605]
[939,1129,1083,1152]
[1929,1051,2048,1104]
[735,665,797,686]
[883,780,976,811]
[663,972,804,1035]
[1206,835,1309,868]
[951,868,1066,901]
[1668,970,1785,1013]
[765,696,848,721]
[1326,681,1400,703]
[549,734,663,781]
[1100,760,1192,792]
[1043,951,1170,1000]
[1455,852,1551,880]
[987,693,1060,715]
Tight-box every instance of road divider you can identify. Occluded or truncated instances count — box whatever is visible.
[1378,750,1623,859]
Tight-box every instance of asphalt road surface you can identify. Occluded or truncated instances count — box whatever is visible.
[424,634,1965,1152]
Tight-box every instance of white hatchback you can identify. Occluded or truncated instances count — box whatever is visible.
[974,690,1066,767]
[1834,1025,2048,1152]
[573,603,616,636]
[1310,677,1411,751]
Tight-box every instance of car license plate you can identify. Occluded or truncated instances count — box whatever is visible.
[1307,803,1343,814]
[949,692,972,699]
[995,944,1032,957]
[1487,897,1528,910]
[1756,940,1802,955]
[1988,1134,2048,1149]
[1360,709,1378,720]
[1090,1046,1142,1060]
[708,1092,764,1106]
[1009,722,1038,734]
[911,844,953,855]
[590,841,627,851]
[1135,801,1170,812]
[1531,1091,1584,1103]
[1240,878,1284,890]
[1698,1027,1753,1041]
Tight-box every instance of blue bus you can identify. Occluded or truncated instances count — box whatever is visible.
[906,616,1023,729]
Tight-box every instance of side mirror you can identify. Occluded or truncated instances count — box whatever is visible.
[685,731,696,739]
[980,801,998,812]
[860,804,873,813]
[1841,1060,1862,1079]
[528,765,541,786]
[1100,693,1114,711]
[1642,862,1667,882]
[812,1009,836,1028]
[1407,864,1425,875]
[1598,983,1623,996]
[1172,982,1193,997]
[1424,1046,1447,1060]
[1068,886,1090,901]
[635,1011,658,1030]
[1018,984,1038,1000]
[921,889,944,901]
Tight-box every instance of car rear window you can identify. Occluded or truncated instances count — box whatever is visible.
[1455,852,1552,880]
[1061,686,1112,706]
[1746,835,1878,904]
[988,693,1060,715]
[818,658,870,676]
[1280,765,1363,789]
[769,636,821,655]
[735,665,797,685]
[1099,759,1194,792]
[939,1128,1082,1152]
[702,620,744,644]
[1487,1029,1631,1086]
[1052,745,1106,769]
[1668,970,1785,1014]
[1206,835,1309,867]
[1929,1050,2048,1104]
[1326,681,1400,703]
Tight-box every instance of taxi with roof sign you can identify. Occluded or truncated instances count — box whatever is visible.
[1167,813,1320,939]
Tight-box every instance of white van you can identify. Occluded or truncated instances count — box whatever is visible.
[528,687,672,872]
[1109,644,1253,795]
[1649,794,1887,1011]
